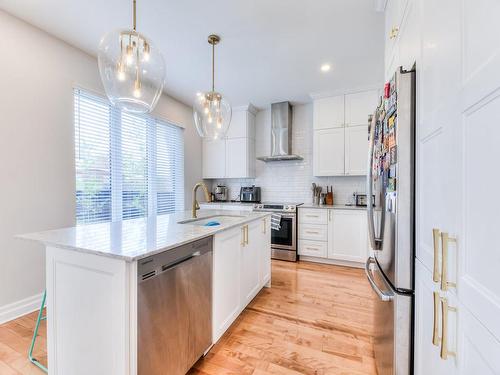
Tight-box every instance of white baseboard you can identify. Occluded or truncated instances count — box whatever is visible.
[0,292,44,325]
[299,255,364,269]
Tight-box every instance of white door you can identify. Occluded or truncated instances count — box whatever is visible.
[344,90,379,127]
[414,259,458,375]
[240,221,261,305]
[457,300,500,375]
[213,227,241,342]
[259,216,271,287]
[457,0,500,343]
[345,125,368,175]
[313,95,344,129]
[202,139,226,178]
[313,128,345,176]
[328,209,368,263]
[225,138,248,178]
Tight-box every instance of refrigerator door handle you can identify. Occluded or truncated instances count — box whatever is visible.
[365,257,394,302]
[367,110,381,250]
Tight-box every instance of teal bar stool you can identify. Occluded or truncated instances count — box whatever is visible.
[28,290,48,373]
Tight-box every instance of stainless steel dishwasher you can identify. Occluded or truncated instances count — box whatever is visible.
[137,237,212,375]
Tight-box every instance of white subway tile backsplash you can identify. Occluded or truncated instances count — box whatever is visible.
[209,103,366,204]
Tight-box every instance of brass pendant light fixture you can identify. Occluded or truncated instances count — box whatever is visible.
[98,0,165,113]
[193,34,232,139]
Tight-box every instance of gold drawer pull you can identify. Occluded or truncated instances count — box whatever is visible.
[262,218,266,234]
[305,230,320,234]
[432,228,441,282]
[440,232,457,291]
[432,291,440,346]
[440,297,457,360]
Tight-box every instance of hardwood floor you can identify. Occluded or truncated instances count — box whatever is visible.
[190,260,377,375]
[0,260,377,375]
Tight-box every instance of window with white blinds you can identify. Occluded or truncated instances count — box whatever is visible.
[74,88,184,225]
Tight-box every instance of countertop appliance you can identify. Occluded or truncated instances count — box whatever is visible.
[137,237,212,375]
[365,67,415,375]
[214,185,228,201]
[240,186,261,203]
[256,102,303,162]
[253,202,302,261]
[355,193,375,207]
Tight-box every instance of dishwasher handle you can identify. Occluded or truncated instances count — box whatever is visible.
[161,251,201,272]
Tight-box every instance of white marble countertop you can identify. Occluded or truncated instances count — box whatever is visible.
[300,204,368,210]
[19,210,269,262]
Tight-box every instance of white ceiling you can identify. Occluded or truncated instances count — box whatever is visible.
[1,0,384,108]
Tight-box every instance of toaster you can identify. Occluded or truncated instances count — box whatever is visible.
[240,186,261,203]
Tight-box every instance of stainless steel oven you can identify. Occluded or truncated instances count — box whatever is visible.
[253,202,302,261]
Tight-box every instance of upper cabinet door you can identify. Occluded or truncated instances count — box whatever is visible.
[344,90,379,127]
[345,125,368,176]
[313,128,344,176]
[385,0,409,64]
[226,110,248,139]
[202,139,226,178]
[313,95,344,130]
[226,138,254,179]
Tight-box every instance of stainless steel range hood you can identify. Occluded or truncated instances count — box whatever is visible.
[257,102,303,162]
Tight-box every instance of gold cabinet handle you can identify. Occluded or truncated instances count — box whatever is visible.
[262,218,266,234]
[328,210,332,221]
[432,228,441,282]
[440,232,457,291]
[305,230,320,234]
[440,297,457,360]
[241,226,245,246]
[432,291,440,346]
[245,225,249,245]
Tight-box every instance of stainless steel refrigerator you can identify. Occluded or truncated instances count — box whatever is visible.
[365,67,416,375]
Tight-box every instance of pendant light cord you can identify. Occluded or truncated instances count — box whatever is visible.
[133,0,137,31]
[212,41,215,92]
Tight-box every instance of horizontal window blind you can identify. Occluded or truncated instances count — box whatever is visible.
[74,88,184,225]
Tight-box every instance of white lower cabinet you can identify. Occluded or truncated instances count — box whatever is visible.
[414,258,500,375]
[298,208,369,266]
[414,259,458,375]
[212,216,271,343]
[240,220,261,305]
[213,227,242,342]
[328,209,368,263]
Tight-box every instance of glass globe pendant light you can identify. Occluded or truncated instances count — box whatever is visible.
[193,35,232,139]
[97,0,165,113]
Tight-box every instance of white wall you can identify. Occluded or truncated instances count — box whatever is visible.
[212,103,366,204]
[0,10,201,320]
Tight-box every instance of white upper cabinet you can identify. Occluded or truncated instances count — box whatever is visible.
[225,109,255,139]
[202,139,226,179]
[312,90,374,176]
[344,90,379,127]
[313,95,344,129]
[345,125,369,175]
[384,0,409,65]
[313,128,345,176]
[202,106,256,179]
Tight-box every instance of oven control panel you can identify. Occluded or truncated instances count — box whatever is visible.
[253,204,297,213]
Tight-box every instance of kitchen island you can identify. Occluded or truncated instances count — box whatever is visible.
[20,210,271,375]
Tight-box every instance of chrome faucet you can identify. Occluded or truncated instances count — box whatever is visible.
[192,181,211,218]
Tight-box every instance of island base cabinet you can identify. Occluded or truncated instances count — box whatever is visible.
[213,227,242,343]
[212,217,271,343]
[45,246,133,375]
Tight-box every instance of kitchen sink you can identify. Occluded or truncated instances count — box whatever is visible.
[178,215,244,227]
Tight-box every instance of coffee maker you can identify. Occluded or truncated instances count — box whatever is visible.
[214,185,228,202]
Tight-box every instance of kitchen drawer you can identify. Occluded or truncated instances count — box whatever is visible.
[299,223,328,242]
[299,208,328,225]
[298,239,327,258]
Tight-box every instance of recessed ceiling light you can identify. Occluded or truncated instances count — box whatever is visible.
[321,64,331,72]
